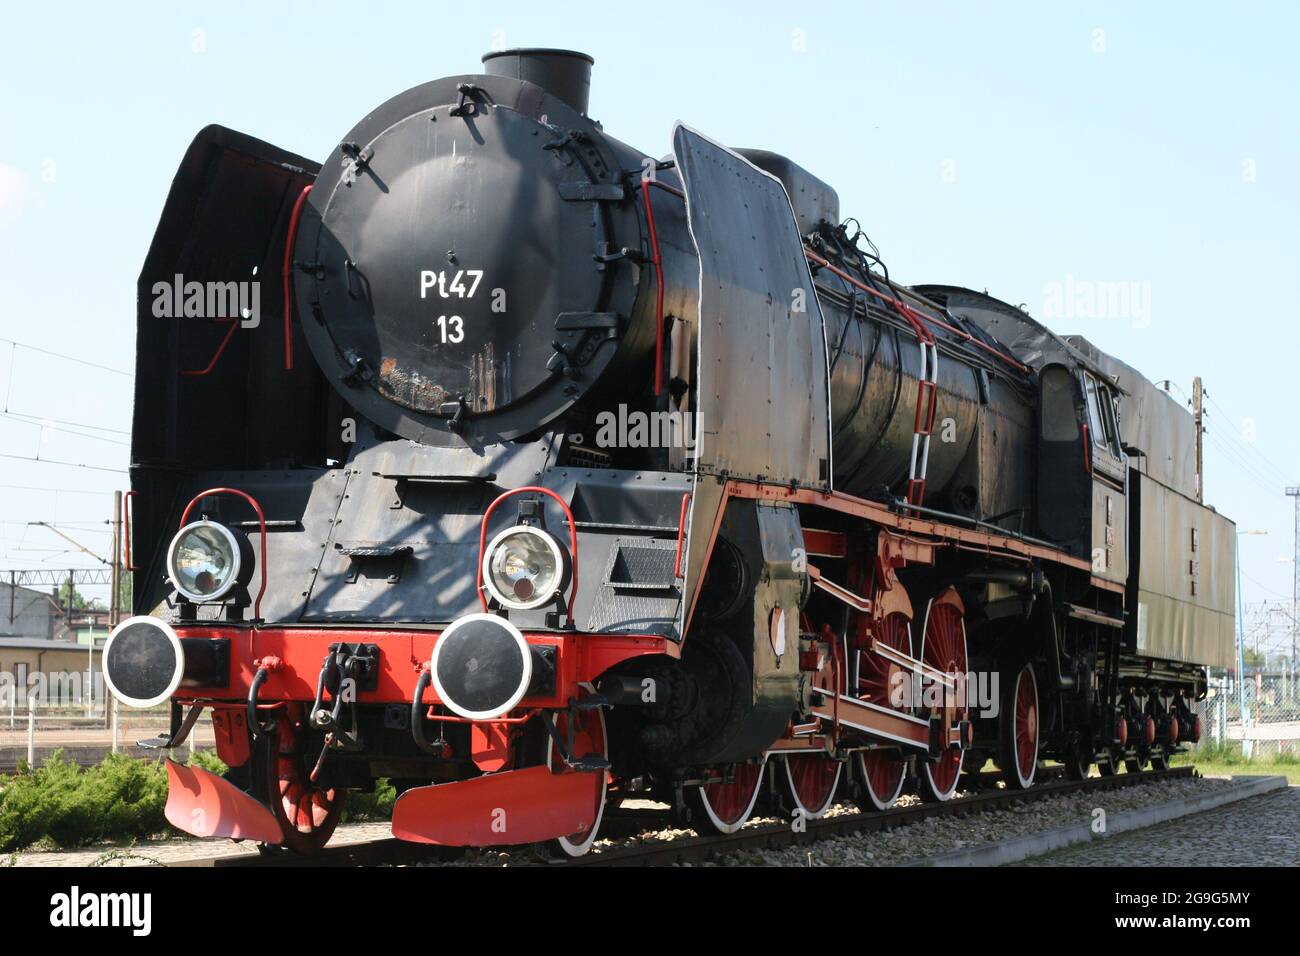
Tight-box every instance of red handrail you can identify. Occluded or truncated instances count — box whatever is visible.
[122,490,138,572]
[640,176,684,396]
[476,486,579,615]
[180,318,239,376]
[179,487,269,621]
[673,492,690,578]
[282,184,313,372]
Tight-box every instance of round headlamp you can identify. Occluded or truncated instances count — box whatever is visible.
[166,520,247,603]
[481,526,568,611]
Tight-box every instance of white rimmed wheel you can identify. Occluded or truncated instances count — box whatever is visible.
[1000,663,1039,789]
[779,753,842,819]
[852,593,914,810]
[917,589,969,803]
[542,684,609,858]
[689,759,767,835]
[855,749,908,810]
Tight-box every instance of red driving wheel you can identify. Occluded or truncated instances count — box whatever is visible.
[917,589,968,802]
[854,602,912,810]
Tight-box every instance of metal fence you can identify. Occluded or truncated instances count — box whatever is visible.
[1200,670,1300,758]
[0,698,212,771]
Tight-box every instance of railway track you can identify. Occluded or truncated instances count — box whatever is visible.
[169,765,1195,868]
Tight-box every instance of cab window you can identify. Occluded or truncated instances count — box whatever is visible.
[1083,372,1122,458]
[1040,366,1079,441]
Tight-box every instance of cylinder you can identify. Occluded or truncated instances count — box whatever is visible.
[482,48,594,115]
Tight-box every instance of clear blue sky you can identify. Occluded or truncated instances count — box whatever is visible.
[0,1,1296,619]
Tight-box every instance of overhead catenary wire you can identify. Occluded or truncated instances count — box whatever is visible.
[0,336,132,378]
[1201,390,1294,485]
[0,452,126,474]
[0,410,130,447]
[0,409,129,436]
[0,483,115,496]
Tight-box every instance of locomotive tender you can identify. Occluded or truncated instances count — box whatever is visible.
[103,49,1235,854]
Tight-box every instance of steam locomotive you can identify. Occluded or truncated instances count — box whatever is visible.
[103,48,1235,855]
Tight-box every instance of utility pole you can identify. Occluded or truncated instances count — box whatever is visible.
[1192,376,1204,503]
[1287,486,1299,676]
[108,490,122,727]
[110,490,122,628]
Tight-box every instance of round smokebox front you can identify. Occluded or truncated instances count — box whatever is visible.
[430,613,534,720]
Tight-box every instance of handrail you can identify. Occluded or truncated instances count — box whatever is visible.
[179,487,270,621]
[476,486,579,616]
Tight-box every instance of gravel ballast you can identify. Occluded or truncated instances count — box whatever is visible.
[9,774,1239,867]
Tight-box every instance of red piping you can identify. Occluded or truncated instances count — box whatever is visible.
[803,248,1029,373]
[181,318,239,376]
[632,183,1026,375]
[640,177,684,396]
[673,492,690,578]
[282,184,313,372]
[423,708,542,725]
[1081,423,1093,475]
[476,486,579,615]
[179,487,270,622]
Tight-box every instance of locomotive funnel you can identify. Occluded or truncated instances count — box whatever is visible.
[482,48,594,115]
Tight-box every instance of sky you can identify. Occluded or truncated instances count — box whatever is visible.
[0,1,1296,628]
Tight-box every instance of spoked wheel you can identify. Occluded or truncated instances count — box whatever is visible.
[257,704,345,855]
[853,588,913,811]
[1001,663,1039,789]
[1149,748,1171,772]
[917,589,969,803]
[690,759,767,835]
[542,685,610,858]
[779,753,842,819]
[856,749,908,810]
[1064,735,1094,781]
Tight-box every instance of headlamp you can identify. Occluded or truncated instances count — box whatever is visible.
[481,526,568,611]
[166,520,248,603]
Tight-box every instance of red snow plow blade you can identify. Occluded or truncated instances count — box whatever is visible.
[164,759,283,844]
[391,765,600,846]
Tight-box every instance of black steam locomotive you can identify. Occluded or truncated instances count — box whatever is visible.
[103,48,1234,855]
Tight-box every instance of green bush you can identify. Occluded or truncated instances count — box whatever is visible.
[343,778,396,822]
[0,749,395,852]
[0,750,168,852]
[189,750,229,776]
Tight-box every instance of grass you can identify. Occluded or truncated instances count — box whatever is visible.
[1173,742,1300,785]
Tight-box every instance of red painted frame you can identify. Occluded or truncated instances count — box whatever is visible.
[171,624,676,713]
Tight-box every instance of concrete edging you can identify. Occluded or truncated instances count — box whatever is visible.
[904,774,1289,867]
